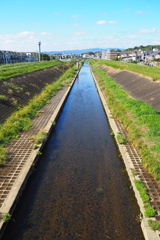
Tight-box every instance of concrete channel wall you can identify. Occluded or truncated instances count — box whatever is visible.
[91,69,160,240]
[0,67,80,238]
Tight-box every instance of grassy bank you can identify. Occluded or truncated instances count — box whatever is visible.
[0,60,63,81]
[92,59,160,81]
[88,59,160,182]
[0,66,77,164]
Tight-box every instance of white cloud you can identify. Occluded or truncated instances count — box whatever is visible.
[96,20,106,25]
[108,21,117,24]
[135,11,150,15]
[72,14,84,18]
[72,31,87,36]
[125,9,131,11]
[128,35,139,39]
[152,38,160,44]
[102,13,108,15]
[135,11,144,14]
[39,32,52,36]
[54,12,60,15]
[0,31,53,51]
[73,24,80,27]
[137,28,157,34]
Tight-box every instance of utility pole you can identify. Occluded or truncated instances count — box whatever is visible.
[38,41,41,61]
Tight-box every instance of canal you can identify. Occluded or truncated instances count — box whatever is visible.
[2,62,144,240]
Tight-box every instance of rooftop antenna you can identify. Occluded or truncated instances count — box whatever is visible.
[38,41,41,61]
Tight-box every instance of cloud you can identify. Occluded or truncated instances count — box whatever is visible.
[128,35,139,39]
[125,8,131,11]
[108,21,117,24]
[102,13,108,15]
[135,10,150,15]
[72,31,87,36]
[73,24,80,27]
[135,11,145,15]
[72,15,84,18]
[54,12,60,15]
[137,28,157,34]
[39,32,52,36]
[0,31,53,51]
[96,20,106,25]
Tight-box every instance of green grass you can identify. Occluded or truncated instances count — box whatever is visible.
[148,219,160,231]
[3,213,11,222]
[0,66,77,164]
[0,95,8,102]
[32,130,47,145]
[88,59,160,182]
[135,180,156,217]
[116,133,128,144]
[0,60,63,81]
[135,180,150,203]
[93,59,160,81]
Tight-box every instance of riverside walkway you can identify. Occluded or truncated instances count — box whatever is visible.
[0,65,160,239]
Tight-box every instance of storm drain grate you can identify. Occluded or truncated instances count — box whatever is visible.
[116,120,160,215]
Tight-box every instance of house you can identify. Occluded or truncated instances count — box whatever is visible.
[0,51,36,65]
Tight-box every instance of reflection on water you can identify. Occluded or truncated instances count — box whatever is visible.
[2,62,144,240]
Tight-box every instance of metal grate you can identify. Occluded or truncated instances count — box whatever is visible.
[116,121,160,215]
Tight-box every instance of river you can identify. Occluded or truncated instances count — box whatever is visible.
[2,62,144,240]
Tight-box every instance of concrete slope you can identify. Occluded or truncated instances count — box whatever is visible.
[100,65,160,112]
[0,64,69,123]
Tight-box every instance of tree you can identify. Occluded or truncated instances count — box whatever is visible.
[41,53,50,61]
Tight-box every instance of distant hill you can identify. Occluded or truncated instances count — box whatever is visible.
[43,48,124,55]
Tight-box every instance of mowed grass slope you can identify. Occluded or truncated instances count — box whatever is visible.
[0,60,62,81]
[93,59,160,81]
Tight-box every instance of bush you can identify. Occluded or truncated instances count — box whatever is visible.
[3,213,11,222]
[148,219,160,230]
[145,206,156,217]
[116,133,128,144]
[135,180,150,203]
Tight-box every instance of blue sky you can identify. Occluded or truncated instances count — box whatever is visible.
[1,0,160,52]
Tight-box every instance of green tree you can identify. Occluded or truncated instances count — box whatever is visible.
[41,53,50,61]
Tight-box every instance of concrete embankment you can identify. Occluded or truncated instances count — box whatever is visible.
[0,64,69,123]
[91,69,160,240]
[99,65,160,112]
[0,67,80,238]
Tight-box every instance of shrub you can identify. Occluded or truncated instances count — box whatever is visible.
[135,180,150,203]
[0,148,7,165]
[32,130,47,145]
[3,213,11,222]
[148,219,160,230]
[116,133,128,144]
[145,206,156,217]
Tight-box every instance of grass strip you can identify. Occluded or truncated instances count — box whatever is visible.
[92,59,160,81]
[135,180,156,217]
[0,66,77,165]
[88,59,160,182]
[0,60,63,81]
